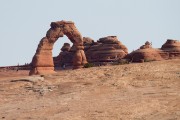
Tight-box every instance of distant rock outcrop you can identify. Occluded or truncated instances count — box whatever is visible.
[83,37,94,51]
[53,36,128,66]
[140,41,152,49]
[85,36,128,64]
[160,39,180,59]
[53,43,74,67]
[161,39,180,51]
[126,41,163,62]
[126,39,180,62]
[53,37,180,67]
[61,43,71,52]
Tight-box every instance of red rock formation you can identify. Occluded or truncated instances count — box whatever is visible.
[83,37,94,51]
[53,43,74,67]
[85,36,128,63]
[126,40,180,62]
[29,20,87,75]
[61,43,71,52]
[160,39,180,59]
[53,36,128,66]
[140,41,152,49]
[161,39,180,51]
[53,37,94,67]
[126,41,163,62]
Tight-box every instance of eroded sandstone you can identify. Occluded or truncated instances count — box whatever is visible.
[126,40,180,62]
[85,36,128,64]
[29,20,87,75]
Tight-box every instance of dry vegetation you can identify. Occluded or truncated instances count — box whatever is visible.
[0,59,180,120]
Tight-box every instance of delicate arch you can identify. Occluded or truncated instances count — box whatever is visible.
[29,20,87,75]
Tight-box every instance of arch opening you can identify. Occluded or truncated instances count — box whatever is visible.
[29,20,87,75]
[52,36,72,57]
[53,38,74,69]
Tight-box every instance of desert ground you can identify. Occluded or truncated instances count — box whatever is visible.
[0,59,180,120]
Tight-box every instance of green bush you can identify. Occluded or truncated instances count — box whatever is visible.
[84,63,94,68]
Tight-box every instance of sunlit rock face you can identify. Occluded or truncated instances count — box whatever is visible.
[125,41,163,62]
[85,36,128,63]
[53,36,128,66]
[29,20,87,75]
[160,39,180,58]
[126,40,180,62]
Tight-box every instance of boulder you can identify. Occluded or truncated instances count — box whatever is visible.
[83,37,94,46]
[140,41,152,49]
[83,37,94,51]
[61,43,71,52]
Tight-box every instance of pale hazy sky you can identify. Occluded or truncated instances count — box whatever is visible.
[0,0,180,66]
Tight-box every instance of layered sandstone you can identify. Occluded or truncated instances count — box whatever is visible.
[160,39,180,59]
[85,36,128,63]
[161,39,180,51]
[29,20,87,75]
[140,41,152,49]
[126,41,163,62]
[53,36,128,66]
[126,40,180,62]
[83,37,94,51]
[53,43,74,67]
[53,37,94,67]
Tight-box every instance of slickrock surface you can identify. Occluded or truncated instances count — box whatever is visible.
[0,59,180,120]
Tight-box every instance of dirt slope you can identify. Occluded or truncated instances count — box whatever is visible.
[0,59,180,120]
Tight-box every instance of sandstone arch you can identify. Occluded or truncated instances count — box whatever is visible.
[29,20,87,75]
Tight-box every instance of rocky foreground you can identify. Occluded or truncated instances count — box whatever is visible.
[0,59,180,120]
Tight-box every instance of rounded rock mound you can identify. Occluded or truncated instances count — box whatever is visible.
[126,41,163,62]
[85,36,128,63]
[160,39,180,59]
[161,39,180,52]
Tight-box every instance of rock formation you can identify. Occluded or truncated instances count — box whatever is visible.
[140,41,152,49]
[85,36,128,64]
[83,37,94,51]
[160,39,180,59]
[53,43,74,67]
[61,43,71,52]
[53,36,128,66]
[126,40,180,62]
[126,41,163,62]
[29,20,87,75]
[53,37,94,67]
[161,39,180,51]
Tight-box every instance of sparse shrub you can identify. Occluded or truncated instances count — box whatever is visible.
[40,75,45,77]
[117,59,130,65]
[144,58,155,62]
[84,63,94,68]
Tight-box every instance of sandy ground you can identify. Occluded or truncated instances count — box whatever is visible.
[0,59,180,120]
